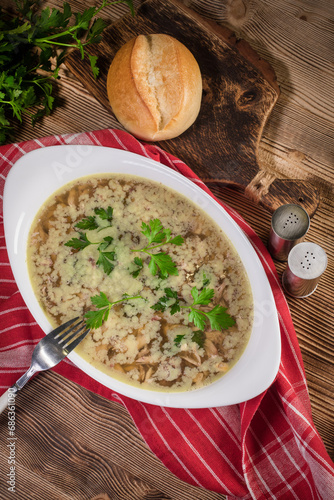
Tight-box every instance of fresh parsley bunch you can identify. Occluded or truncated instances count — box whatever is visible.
[0,0,134,143]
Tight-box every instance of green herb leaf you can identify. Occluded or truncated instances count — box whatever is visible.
[85,291,142,329]
[188,308,206,330]
[149,253,178,278]
[98,236,113,251]
[88,54,99,78]
[174,334,185,347]
[151,284,235,332]
[75,215,98,230]
[191,330,205,348]
[202,272,210,287]
[141,219,165,245]
[151,287,180,313]
[205,305,236,331]
[133,219,183,278]
[134,256,143,266]
[65,217,115,274]
[191,286,215,306]
[96,250,115,275]
[64,232,91,250]
[140,220,184,247]
[88,18,106,44]
[131,257,143,278]
[165,287,178,299]
[170,302,181,315]
[174,331,204,349]
[94,206,113,223]
[85,307,110,329]
[90,291,109,308]
[169,235,184,246]
[188,287,235,330]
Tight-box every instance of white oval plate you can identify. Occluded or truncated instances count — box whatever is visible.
[3,145,281,408]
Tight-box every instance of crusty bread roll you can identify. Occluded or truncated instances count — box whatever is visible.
[106,34,202,141]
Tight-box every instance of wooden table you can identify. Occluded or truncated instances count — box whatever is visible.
[0,1,333,498]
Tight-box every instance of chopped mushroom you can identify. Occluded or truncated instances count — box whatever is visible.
[113,363,124,373]
[136,355,156,364]
[179,350,202,367]
[136,332,148,351]
[144,367,154,382]
[193,372,204,384]
[204,339,218,357]
[215,362,229,372]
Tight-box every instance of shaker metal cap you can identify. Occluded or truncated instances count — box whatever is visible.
[268,204,310,261]
[282,242,328,298]
[271,204,310,240]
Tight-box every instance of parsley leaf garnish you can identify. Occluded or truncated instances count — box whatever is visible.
[152,286,235,332]
[98,236,113,250]
[65,231,91,250]
[188,308,206,330]
[203,304,236,331]
[141,220,184,247]
[174,334,185,347]
[141,219,165,244]
[151,288,180,314]
[96,244,116,275]
[188,286,235,330]
[191,330,205,348]
[202,272,210,287]
[85,291,142,329]
[75,215,99,231]
[131,257,143,278]
[173,330,205,349]
[191,287,215,306]
[148,252,178,278]
[94,206,113,225]
[65,209,116,275]
[132,219,184,277]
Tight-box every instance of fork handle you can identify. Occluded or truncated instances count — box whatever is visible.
[0,387,20,415]
[0,366,37,415]
[0,390,10,414]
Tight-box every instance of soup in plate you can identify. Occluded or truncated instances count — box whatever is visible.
[27,174,253,392]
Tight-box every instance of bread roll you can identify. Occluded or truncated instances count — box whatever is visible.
[106,34,202,141]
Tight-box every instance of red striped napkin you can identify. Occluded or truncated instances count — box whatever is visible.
[1,128,333,499]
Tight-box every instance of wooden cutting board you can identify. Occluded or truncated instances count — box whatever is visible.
[65,0,319,216]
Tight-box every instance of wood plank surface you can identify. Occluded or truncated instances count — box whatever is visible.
[0,371,225,500]
[0,0,333,497]
[65,0,320,216]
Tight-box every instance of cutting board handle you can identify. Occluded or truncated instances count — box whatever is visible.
[245,172,319,215]
[65,0,319,217]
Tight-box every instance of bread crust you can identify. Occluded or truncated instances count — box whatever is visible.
[107,34,202,141]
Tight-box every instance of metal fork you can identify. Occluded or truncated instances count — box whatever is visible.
[0,317,90,414]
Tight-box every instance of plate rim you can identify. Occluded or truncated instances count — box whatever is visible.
[3,144,281,408]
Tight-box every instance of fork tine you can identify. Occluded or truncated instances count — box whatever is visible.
[63,327,90,353]
[3,317,90,401]
[59,322,87,346]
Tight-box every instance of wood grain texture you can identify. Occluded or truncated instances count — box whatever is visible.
[0,371,225,500]
[192,0,334,199]
[216,187,334,459]
[64,0,320,215]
